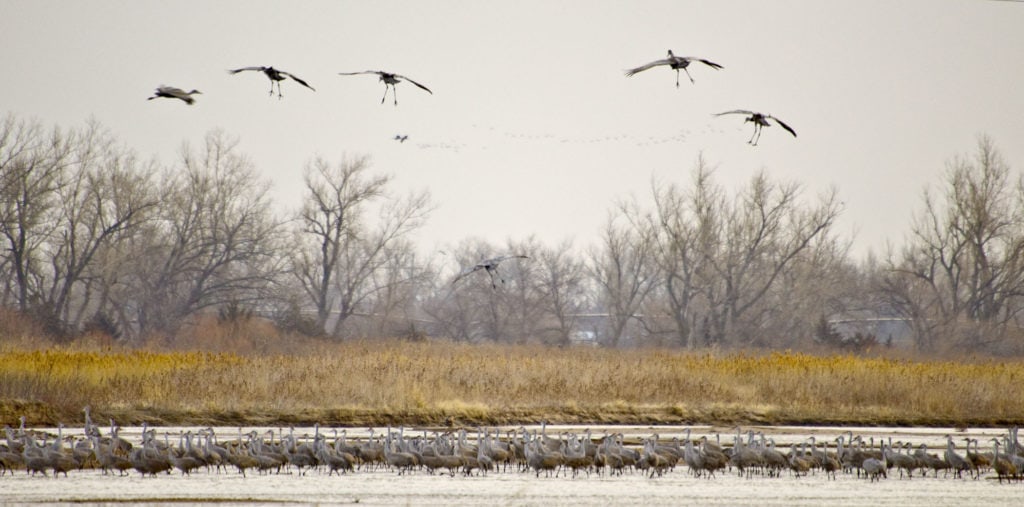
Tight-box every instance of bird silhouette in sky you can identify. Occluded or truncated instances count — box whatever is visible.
[228,66,315,98]
[625,50,723,87]
[452,255,529,289]
[715,110,797,146]
[339,70,432,105]
[147,86,201,105]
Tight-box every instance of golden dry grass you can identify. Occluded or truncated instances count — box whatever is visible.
[1,340,1022,427]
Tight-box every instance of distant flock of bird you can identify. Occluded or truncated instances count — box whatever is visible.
[3,413,1023,484]
[146,50,796,146]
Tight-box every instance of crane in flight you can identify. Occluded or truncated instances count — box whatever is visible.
[147,86,201,105]
[625,50,723,87]
[228,66,315,98]
[714,110,797,146]
[338,70,432,105]
[452,255,528,289]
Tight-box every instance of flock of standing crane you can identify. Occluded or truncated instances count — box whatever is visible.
[3,412,1023,483]
[146,49,796,146]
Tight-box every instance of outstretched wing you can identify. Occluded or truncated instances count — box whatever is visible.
[228,66,265,74]
[338,70,383,77]
[395,74,433,94]
[281,71,315,91]
[769,116,797,137]
[451,264,484,285]
[715,109,755,117]
[486,254,529,264]
[693,58,724,70]
[625,58,671,77]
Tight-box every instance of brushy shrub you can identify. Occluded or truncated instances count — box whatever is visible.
[80,311,122,341]
[814,315,878,354]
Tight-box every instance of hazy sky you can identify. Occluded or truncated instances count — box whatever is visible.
[3,0,1022,260]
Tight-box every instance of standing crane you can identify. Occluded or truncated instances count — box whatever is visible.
[715,110,797,146]
[625,50,723,87]
[338,70,432,105]
[228,66,315,98]
[452,255,528,289]
[147,86,202,105]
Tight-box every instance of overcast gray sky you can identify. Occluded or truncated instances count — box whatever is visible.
[3,0,1022,260]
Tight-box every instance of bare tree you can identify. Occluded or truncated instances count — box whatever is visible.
[588,212,660,347]
[114,130,283,339]
[291,155,431,337]
[533,239,588,346]
[39,120,158,328]
[359,239,432,338]
[647,159,722,348]
[637,158,845,349]
[698,171,842,347]
[884,136,1024,352]
[327,192,431,337]
[0,114,75,312]
[494,237,545,344]
[293,156,387,332]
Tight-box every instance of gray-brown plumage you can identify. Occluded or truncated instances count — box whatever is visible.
[760,438,789,478]
[885,440,919,479]
[226,448,259,477]
[168,453,204,476]
[944,435,975,479]
[383,437,418,475]
[525,442,564,478]
[788,444,813,478]
[317,444,356,476]
[23,447,50,477]
[964,437,991,473]
[283,443,317,476]
[0,448,23,475]
[990,438,1018,484]
[914,443,950,477]
[862,450,887,482]
[129,447,172,477]
[91,435,132,476]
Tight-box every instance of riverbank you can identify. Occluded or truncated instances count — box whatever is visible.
[2,342,1022,428]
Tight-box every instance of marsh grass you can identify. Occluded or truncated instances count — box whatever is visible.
[1,341,1021,427]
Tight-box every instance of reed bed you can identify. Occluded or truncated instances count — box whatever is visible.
[1,341,1021,427]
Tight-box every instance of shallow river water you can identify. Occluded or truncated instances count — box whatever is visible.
[2,425,1021,506]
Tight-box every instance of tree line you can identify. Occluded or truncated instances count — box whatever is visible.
[1,112,1021,355]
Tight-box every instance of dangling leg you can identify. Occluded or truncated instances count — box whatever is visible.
[393,85,399,106]
[277,82,283,99]
[748,126,757,144]
[684,68,695,84]
[752,125,762,146]
[675,70,681,88]
[268,80,275,97]
[381,86,388,104]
